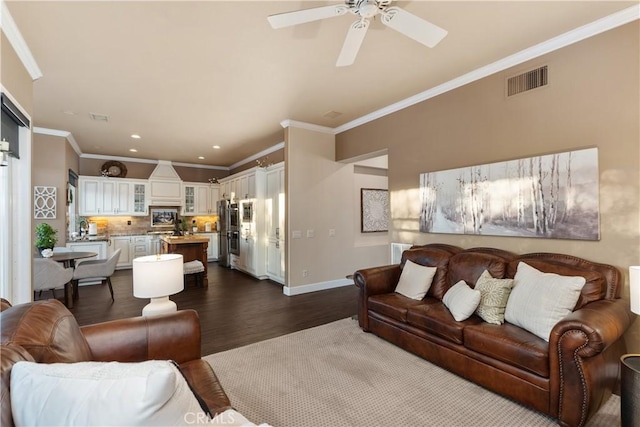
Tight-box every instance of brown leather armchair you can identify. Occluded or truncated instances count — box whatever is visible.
[0,299,231,427]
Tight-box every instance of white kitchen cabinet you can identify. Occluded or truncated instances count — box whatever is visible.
[66,241,108,261]
[79,177,147,216]
[110,236,132,269]
[199,233,219,261]
[265,164,285,283]
[183,183,220,215]
[108,235,150,269]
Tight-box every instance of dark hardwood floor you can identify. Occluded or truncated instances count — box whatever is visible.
[48,262,359,356]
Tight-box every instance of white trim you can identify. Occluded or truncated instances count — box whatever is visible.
[171,161,228,171]
[280,120,335,134]
[0,1,43,81]
[283,278,354,296]
[33,127,83,156]
[334,4,640,134]
[229,141,285,170]
[80,153,159,164]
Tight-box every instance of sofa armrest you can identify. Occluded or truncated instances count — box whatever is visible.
[354,265,401,295]
[354,265,401,331]
[549,299,634,427]
[81,310,202,364]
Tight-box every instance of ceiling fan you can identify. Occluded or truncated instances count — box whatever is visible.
[267,0,448,67]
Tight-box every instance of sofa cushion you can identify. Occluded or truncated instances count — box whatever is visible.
[448,251,509,289]
[395,260,437,300]
[0,299,92,363]
[402,247,454,300]
[368,293,424,323]
[505,262,586,341]
[474,270,514,325]
[464,322,549,378]
[442,280,481,322]
[508,257,606,309]
[407,300,482,345]
[10,360,206,426]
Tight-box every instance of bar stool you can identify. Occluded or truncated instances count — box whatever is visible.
[183,260,205,288]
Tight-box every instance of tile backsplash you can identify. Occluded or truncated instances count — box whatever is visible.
[84,211,218,236]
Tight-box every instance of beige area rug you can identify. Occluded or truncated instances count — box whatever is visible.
[204,318,620,427]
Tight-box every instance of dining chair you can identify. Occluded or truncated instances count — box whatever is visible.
[33,258,74,304]
[71,249,121,301]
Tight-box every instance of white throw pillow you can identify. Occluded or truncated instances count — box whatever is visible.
[442,280,481,322]
[395,259,437,300]
[10,360,206,426]
[504,262,586,341]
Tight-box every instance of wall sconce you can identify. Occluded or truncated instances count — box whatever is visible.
[133,254,184,316]
[630,266,640,315]
[0,140,10,167]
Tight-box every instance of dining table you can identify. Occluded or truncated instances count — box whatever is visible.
[47,251,97,308]
[49,251,97,268]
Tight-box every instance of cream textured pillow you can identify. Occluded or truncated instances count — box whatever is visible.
[395,259,437,300]
[443,280,481,322]
[504,262,586,341]
[10,360,206,426]
[474,270,514,325]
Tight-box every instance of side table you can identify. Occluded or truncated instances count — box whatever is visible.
[621,354,640,427]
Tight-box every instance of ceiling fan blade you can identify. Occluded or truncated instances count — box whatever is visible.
[380,7,447,48]
[336,20,370,67]
[267,5,349,29]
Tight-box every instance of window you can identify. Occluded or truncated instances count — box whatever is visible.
[1,93,30,159]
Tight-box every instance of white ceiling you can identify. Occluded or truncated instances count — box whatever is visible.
[5,1,637,167]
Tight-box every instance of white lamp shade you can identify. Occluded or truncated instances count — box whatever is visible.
[630,266,640,315]
[133,254,184,298]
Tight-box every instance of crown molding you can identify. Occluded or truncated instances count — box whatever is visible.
[171,161,228,171]
[334,4,640,134]
[33,127,82,156]
[0,1,43,80]
[280,120,335,134]
[230,141,285,170]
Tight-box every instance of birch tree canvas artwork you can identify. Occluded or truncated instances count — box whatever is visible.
[419,148,599,240]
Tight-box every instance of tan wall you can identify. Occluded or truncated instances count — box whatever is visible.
[33,134,67,243]
[336,23,640,350]
[1,33,33,114]
[231,148,285,175]
[79,157,229,182]
[286,127,388,288]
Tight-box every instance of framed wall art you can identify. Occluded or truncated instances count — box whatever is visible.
[34,186,56,219]
[361,188,389,233]
[419,147,599,241]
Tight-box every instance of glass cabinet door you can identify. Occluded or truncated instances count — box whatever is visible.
[133,183,147,214]
[184,186,195,213]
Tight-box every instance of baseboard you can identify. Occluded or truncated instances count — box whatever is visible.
[283,278,354,296]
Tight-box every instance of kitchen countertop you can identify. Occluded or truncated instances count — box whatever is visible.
[161,235,209,244]
[67,235,109,243]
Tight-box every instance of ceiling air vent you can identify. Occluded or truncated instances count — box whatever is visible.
[507,66,548,97]
[89,112,109,122]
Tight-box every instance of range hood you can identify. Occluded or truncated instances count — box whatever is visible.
[148,160,184,206]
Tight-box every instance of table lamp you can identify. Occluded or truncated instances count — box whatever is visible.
[133,254,184,316]
[630,266,640,315]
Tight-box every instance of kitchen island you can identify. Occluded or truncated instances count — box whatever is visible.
[161,235,209,285]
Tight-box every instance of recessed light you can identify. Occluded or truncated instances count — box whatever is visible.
[131,134,141,139]
[129,148,138,153]
[198,156,205,160]
[212,145,221,149]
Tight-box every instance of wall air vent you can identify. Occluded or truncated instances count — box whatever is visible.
[507,65,548,97]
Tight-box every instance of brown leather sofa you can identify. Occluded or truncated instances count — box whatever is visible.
[0,298,231,426]
[354,244,634,427]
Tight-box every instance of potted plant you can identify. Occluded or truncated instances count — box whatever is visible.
[35,223,58,252]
